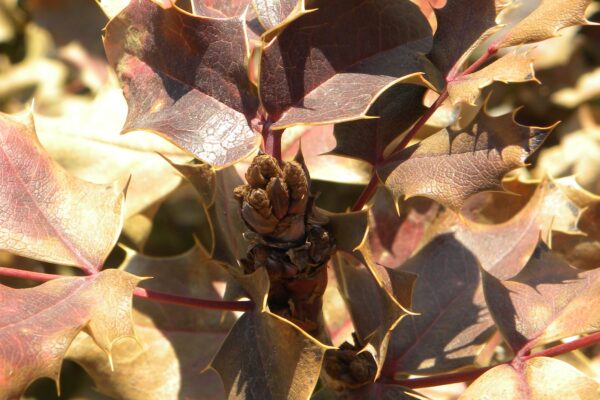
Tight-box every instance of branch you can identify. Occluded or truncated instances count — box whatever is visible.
[0,267,254,312]
[385,331,600,389]
[350,44,499,211]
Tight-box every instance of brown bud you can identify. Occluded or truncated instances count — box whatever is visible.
[247,189,272,219]
[266,177,289,220]
[284,161,308,214]
[246,154,282,188]
[241,202,278,234]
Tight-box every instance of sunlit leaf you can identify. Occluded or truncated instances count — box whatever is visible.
[260,0,435,128]
[68,246,235,399]
[104,0,260,167]
[461,357,599,399]
[0,112,125,273]
[0,269,142,399]
[378,109,555,211]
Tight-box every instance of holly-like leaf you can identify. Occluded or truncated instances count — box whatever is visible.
[260,0,435,129]
[104,0,260,167]
[191,0,250,17]
[0,112,125,273]
[483,244,600,352]
[428,0,498,77]
[35,87,189,218]
[280,124,372,184]
[332,252,416,373]
[313,383,423,400]
[211,268,330,400]
[331,84,427,166]
[369,189,439,268]
[447,51,537,105]
[383,234,495,375]
[498,0,596,48]
[252,0,311,32]
[378,109,555,211]
[165,160,247,268]
[460,357,599,400]
[68,246,236,400]
[0,269,142,399]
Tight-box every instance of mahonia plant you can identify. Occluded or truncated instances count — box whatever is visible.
[0,0,599,399]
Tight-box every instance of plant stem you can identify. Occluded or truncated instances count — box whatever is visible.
[0,267,254,312]
[385,331,600,389]
[133,287,254,312]
[263,121,283,163]
[351,173,380,211]
[350,43,499,210]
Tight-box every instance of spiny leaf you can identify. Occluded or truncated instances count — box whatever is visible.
[165,160,247,268]
[252,0,311,33]
[35,86,188,218]
[191,0,249,17]
[384,234,495,375]
[483,243,600,352]
[313,383,423,400]
[428,0,498,77]
[0,112,125,273]
[331,252,416,374]
[0,269,142,400]
[211,268,329,400]
[104,0,260,167]
[68,246,236,400]
[369,189,439,268]
[331,84,427,166]
[447,51,537,105]
[498,0,596,48]
[260,0,435,129]
[378,108,555,212]
[460,357,599,400]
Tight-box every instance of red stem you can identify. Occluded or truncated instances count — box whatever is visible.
[0,267,254,312]
[263,122,283,163]
[351,173,380,211]
[385,331,600,389]
[350,44,499,210]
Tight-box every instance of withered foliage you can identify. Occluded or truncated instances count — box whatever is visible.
[0,0,599,399]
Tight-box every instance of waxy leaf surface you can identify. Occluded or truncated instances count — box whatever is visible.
[378,109,554,211]
[0,269,141,400]
[460,357,599,400]
[68,246,235,399]
[483,244,600,352]
[260,0,434,128]
[104,0,260,167]
[384,234,494,375]
[0,112,125,273]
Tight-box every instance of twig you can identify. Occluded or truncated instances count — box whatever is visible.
[0,267,254,312]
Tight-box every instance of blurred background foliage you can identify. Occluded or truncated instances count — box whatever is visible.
[0,0,598,398]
